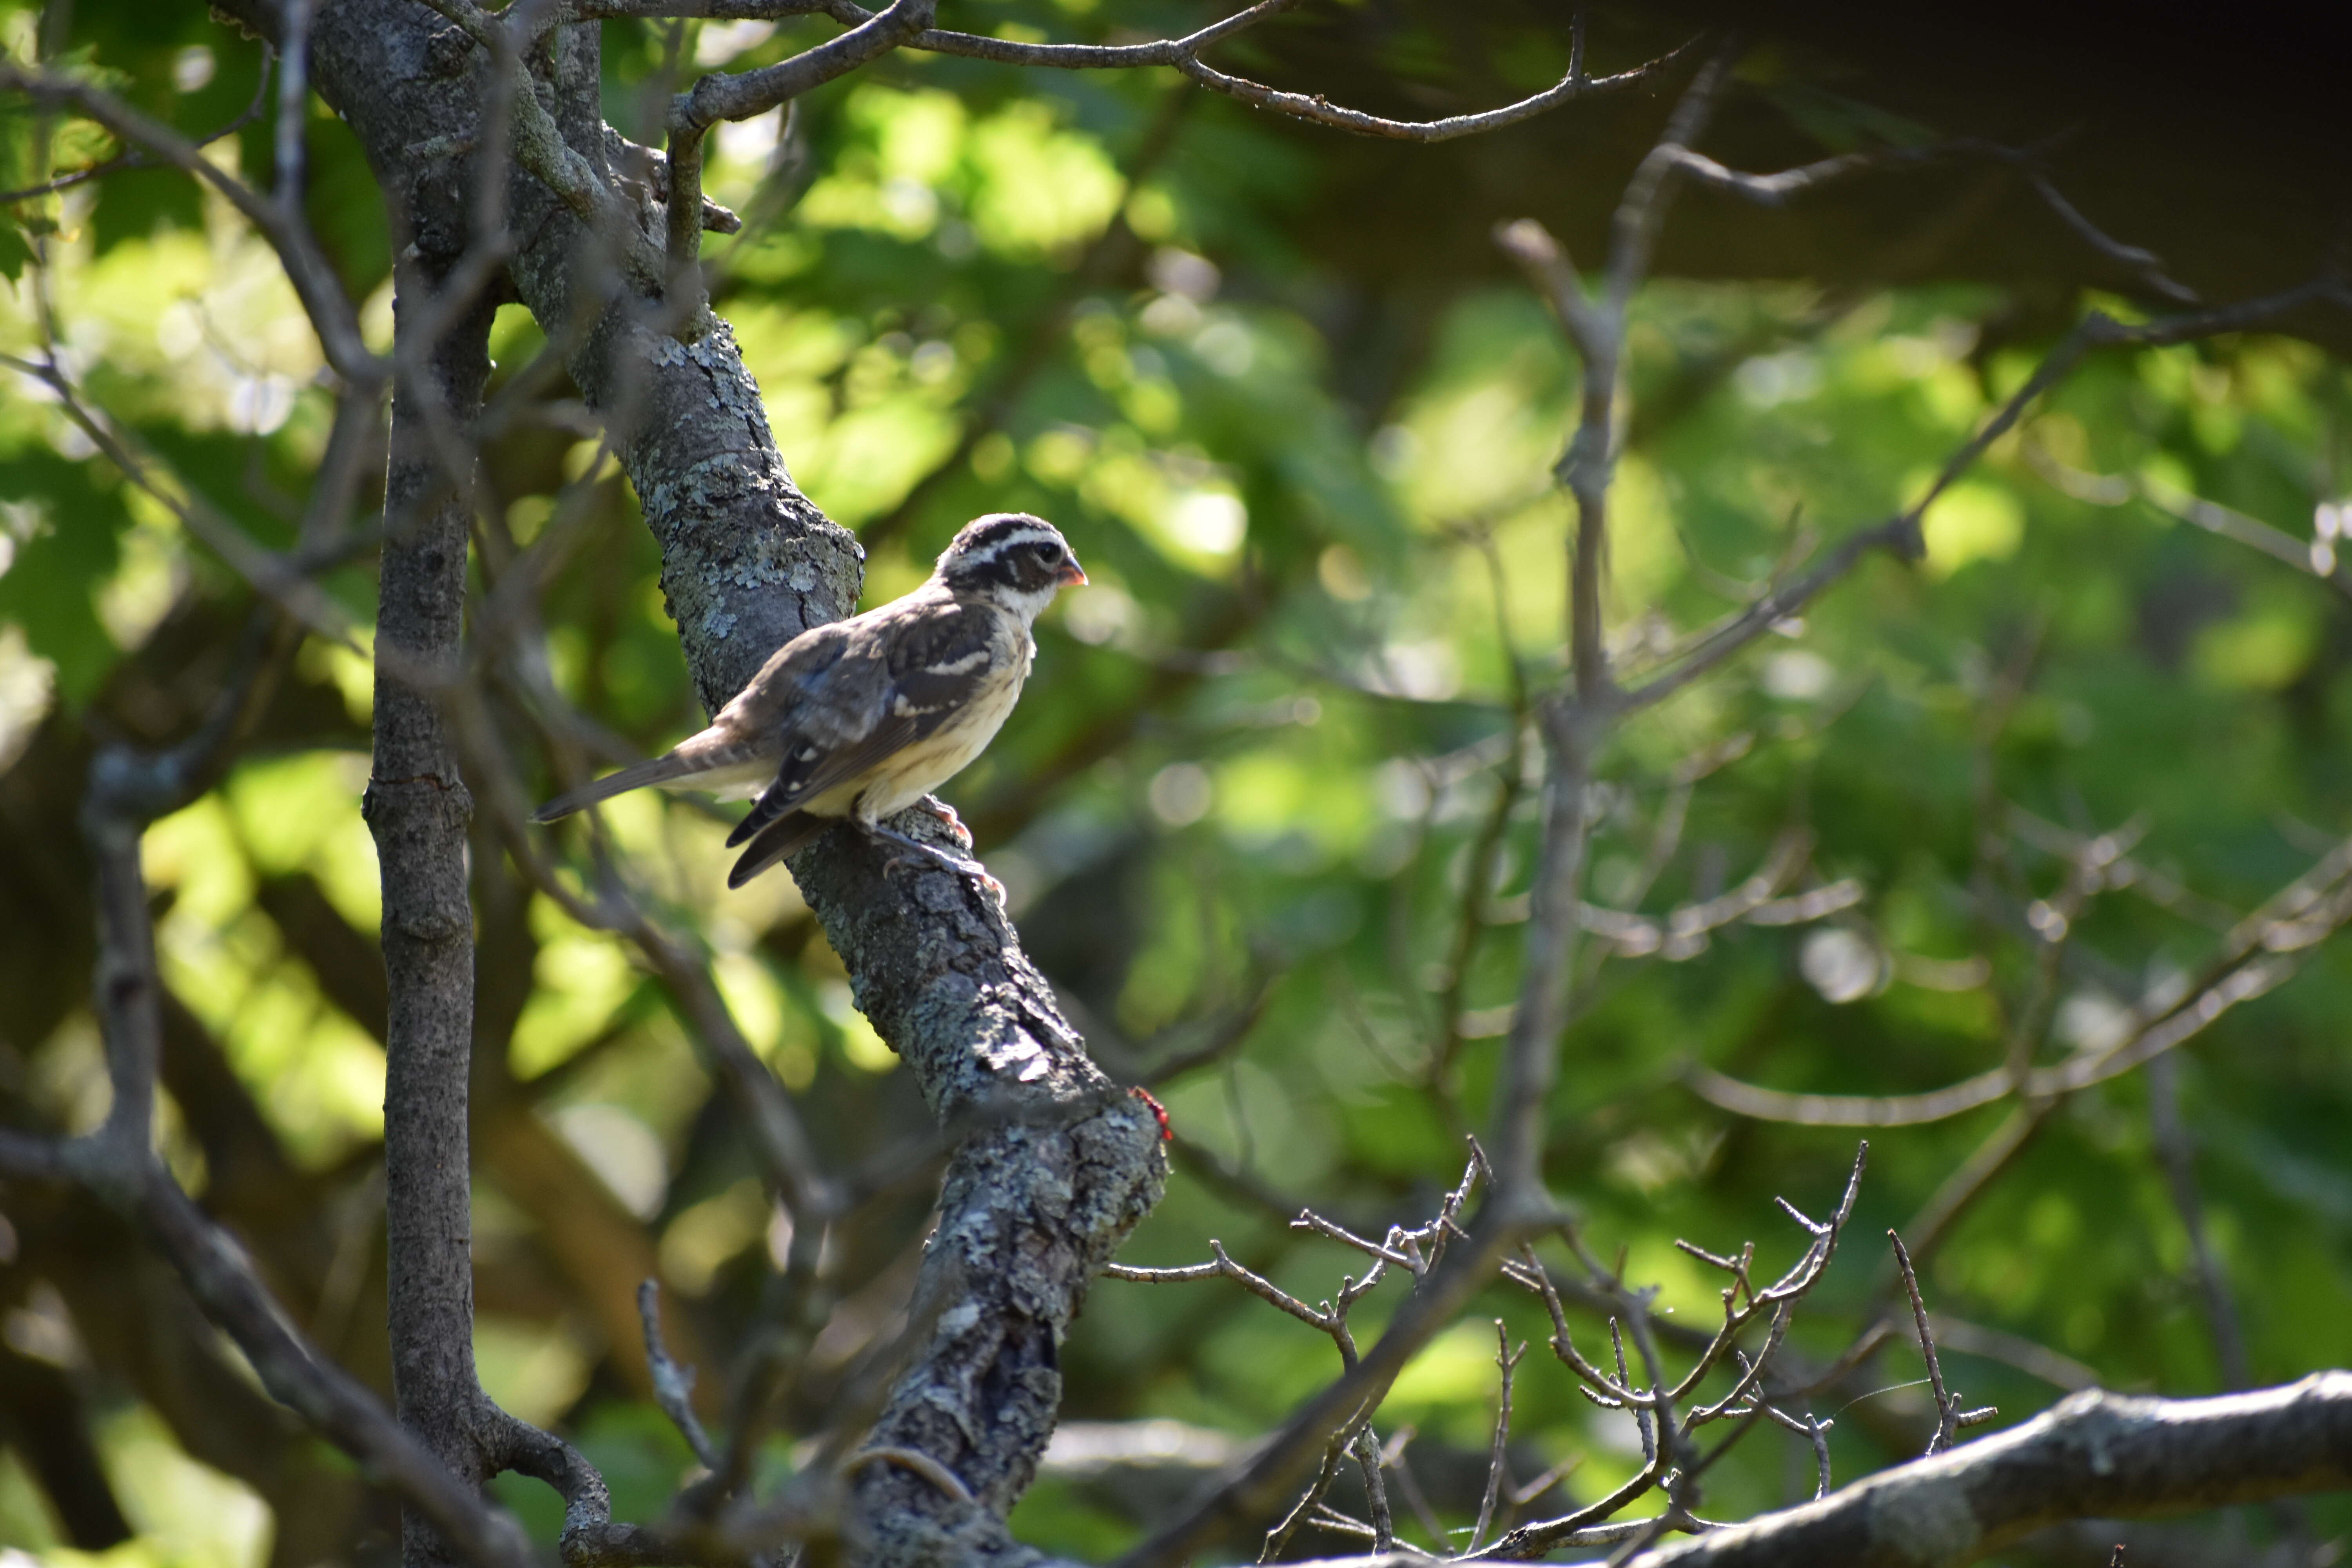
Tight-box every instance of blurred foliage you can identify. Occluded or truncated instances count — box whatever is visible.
[3,3,2351,1566]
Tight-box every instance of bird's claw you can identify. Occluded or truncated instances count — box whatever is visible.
[917,799,975,850]
[931,853,1006,907]
[872,829,1005,907]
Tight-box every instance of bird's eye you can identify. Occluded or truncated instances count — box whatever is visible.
[1034,541,1063,562]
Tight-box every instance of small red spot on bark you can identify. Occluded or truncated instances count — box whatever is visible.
[1129,1085,1173,1142]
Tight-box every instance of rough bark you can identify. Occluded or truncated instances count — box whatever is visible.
[363,153,502,1568]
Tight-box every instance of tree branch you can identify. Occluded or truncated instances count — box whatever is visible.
[653,0,1693,142]
[1619,276,2349,716]
[668,0,933,131]
[658,0,932,317]
[1168,36,1695,143]
[1621,1374,2352,1568]
[368,250,503,1568]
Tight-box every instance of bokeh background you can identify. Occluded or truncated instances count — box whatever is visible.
[3,2,2350,1563]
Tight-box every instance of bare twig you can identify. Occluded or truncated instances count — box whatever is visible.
[1895,1102,2055,1269]
[1612,1316,1657,1463]
[274,0,316,214]
[1261,1442,1351,1562]
[1800,1412,1833,1500]
[1578,838,1853,960]
[2020,168,2200,305]
[1663,139,2200,304]
[1380,1428,1449,1549]
[1485,1145,1868,1560]
[1171,33,1695,144]
[1109,1158,1511,1568]
[638,1281,720,1470]
[1616,512,1926,713]
[1469,1323,1529,1552]
[2023,434,2352,603]
[1351,1427,1396,1555]
[1109,1148,1489,1375]
[790,0,1695,142]
[2145,1056,2253,1391]
[0,353,382,658]
[1430,725,1528,1094]
[1888,1230,1996,1455]
[1617,279,2348,717]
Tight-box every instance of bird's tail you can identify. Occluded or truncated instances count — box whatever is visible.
[533,753,706,823]
[728,810,829,888]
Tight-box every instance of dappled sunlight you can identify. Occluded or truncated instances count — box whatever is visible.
[4,3,2350,1563]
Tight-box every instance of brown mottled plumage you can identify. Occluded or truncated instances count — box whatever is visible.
[533,514,1086,887]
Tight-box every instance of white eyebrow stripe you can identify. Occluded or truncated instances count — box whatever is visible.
[970,529,1058,556]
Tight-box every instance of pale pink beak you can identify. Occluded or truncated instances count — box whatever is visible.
[1056,557,1089,587]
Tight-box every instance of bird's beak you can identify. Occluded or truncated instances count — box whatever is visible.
[1057,557,1089,587]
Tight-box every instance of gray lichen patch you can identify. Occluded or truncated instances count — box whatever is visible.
[1862,1472,1981,1565]
[684,321,788,460]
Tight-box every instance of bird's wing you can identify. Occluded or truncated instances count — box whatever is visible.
[724,595,1002,849]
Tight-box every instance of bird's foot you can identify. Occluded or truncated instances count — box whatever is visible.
[915,798,975,851]
[867,823,1006,906]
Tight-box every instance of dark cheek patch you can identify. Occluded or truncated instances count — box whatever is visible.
[945,559,1005,592]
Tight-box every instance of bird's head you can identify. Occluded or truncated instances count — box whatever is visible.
[933,513,1088,621]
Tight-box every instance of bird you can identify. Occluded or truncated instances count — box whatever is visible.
[534,513,1087,889]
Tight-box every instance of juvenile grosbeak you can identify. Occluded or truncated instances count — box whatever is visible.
[534,513,1086,887]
